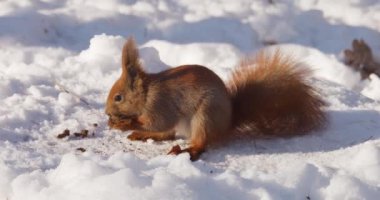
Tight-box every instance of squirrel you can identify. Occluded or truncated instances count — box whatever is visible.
[105,38,327,161]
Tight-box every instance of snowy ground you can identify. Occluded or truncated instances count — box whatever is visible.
[1,0,380,199]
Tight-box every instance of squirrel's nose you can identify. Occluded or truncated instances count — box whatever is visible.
[105,107,111,117]
[105,110,114,122]
[106,112,114,123]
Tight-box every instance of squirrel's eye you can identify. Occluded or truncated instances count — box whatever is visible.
[114,94,123,102]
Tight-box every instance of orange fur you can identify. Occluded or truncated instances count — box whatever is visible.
[128,130,175,141]
[106,38,327,161]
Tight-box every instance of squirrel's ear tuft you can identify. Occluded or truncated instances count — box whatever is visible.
[121,37,144,90]
[122,37,140,71]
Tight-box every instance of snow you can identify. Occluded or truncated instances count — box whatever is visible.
[1,0,380,199]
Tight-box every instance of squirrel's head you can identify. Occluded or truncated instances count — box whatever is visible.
[105,37,147,130]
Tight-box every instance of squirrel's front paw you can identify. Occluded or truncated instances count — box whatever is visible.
[127,131,149,141]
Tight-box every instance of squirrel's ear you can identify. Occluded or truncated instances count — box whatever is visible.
[121,37,144,90]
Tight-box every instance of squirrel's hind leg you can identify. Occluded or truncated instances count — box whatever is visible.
[168,98,231,161]
[167,109,208,161]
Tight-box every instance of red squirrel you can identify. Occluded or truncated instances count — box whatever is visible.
[105,38,327,161]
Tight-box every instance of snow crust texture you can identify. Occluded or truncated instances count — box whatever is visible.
[1,0,380,199]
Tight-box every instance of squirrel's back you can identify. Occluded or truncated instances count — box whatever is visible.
[147,64,231,122]
[228,50,326,137]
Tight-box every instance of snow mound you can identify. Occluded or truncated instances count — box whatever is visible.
[2,142,380,200]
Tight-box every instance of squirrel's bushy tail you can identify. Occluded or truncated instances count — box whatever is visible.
[228,50,327,137]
